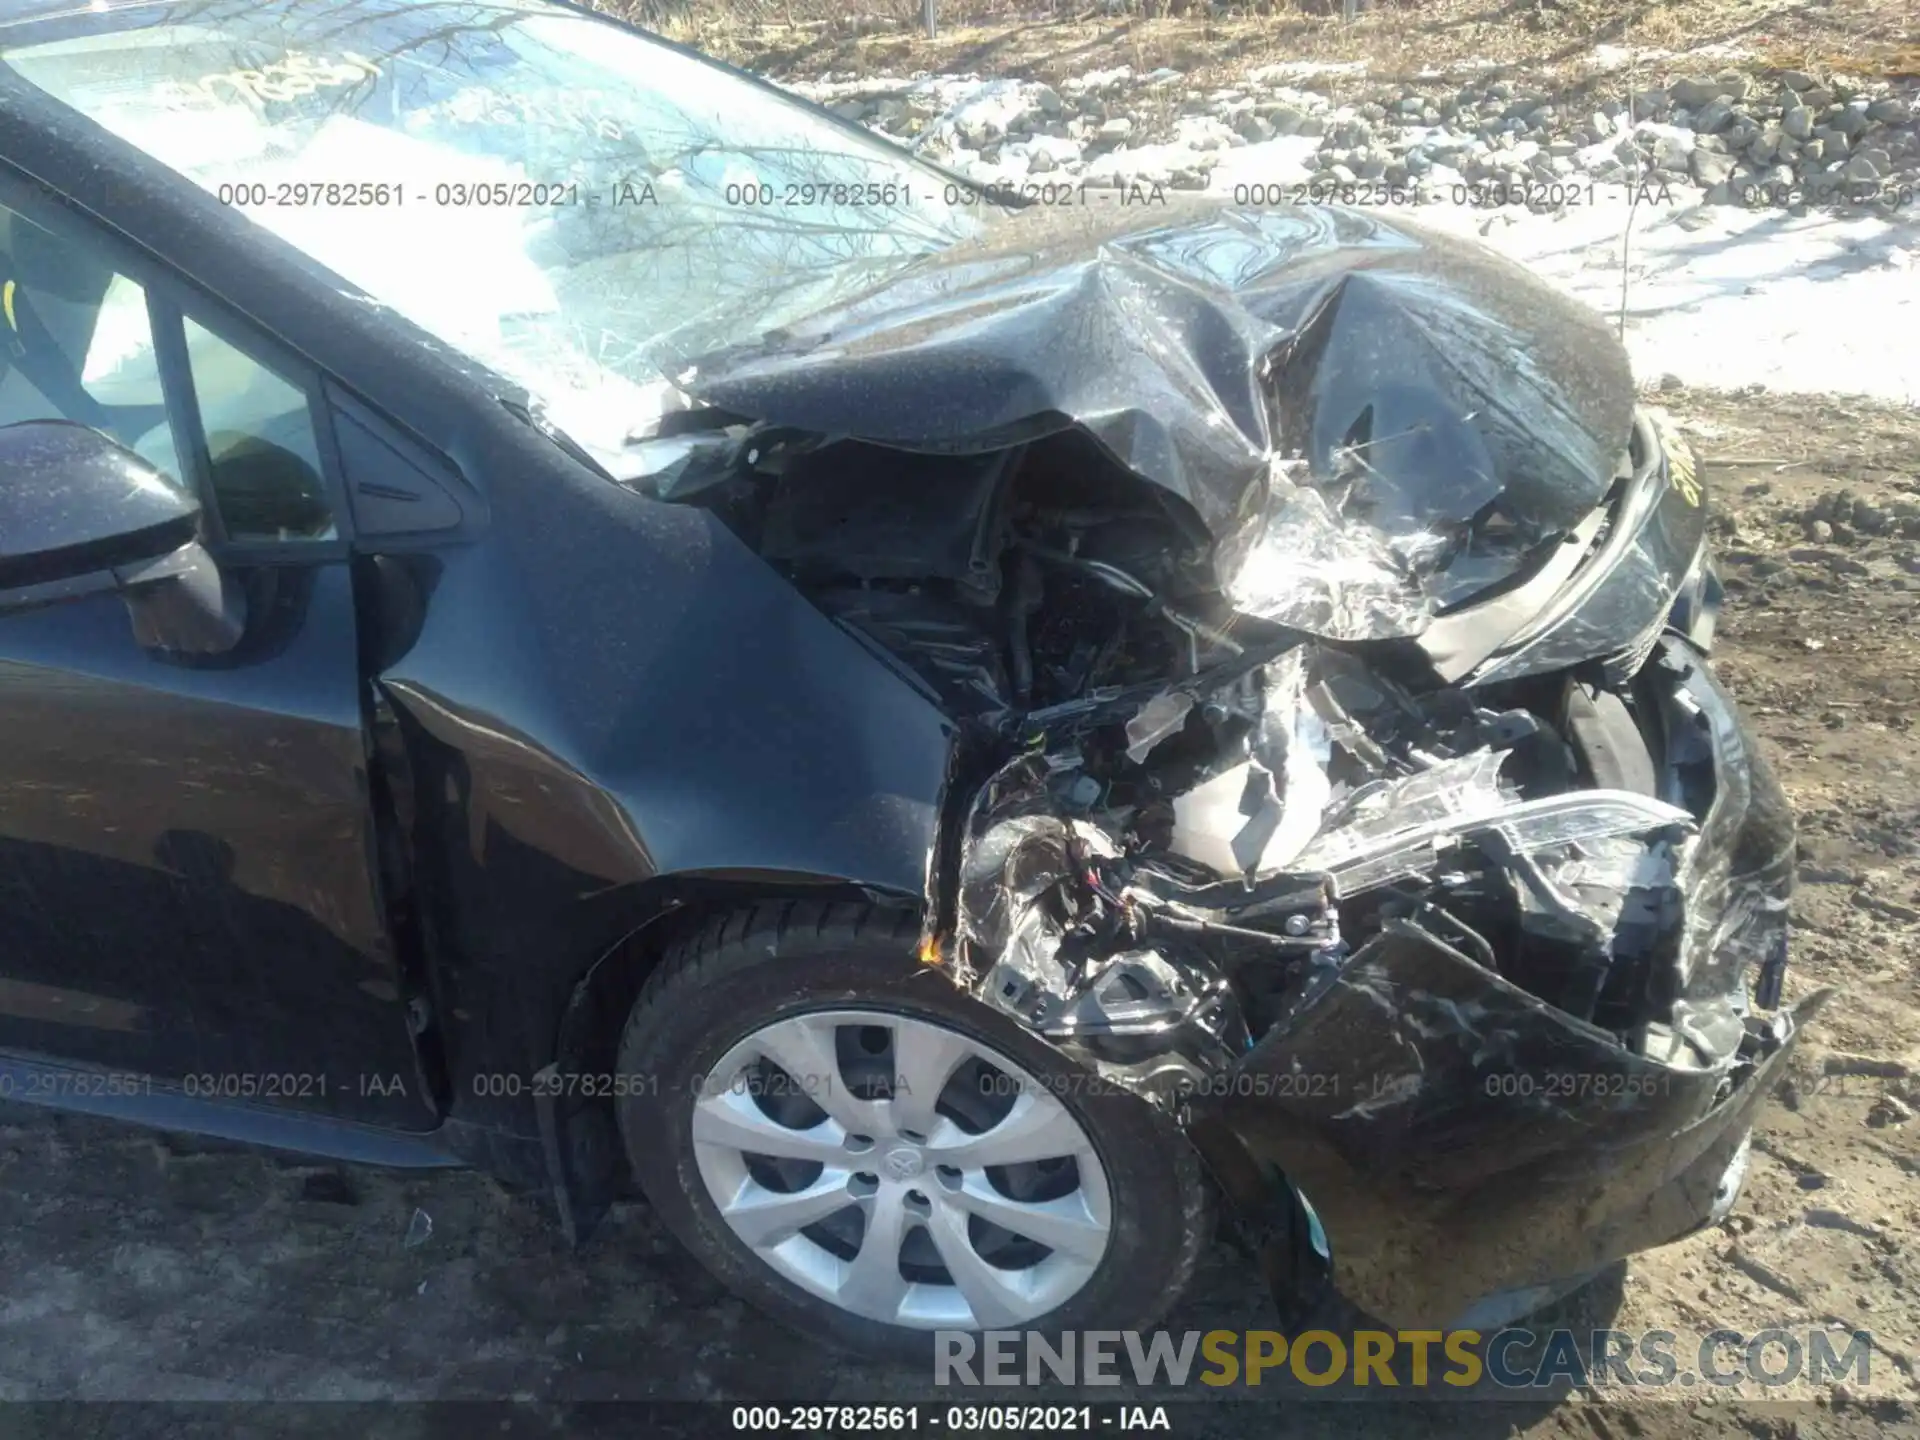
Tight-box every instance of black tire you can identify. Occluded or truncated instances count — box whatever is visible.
[614,900,1213,1362]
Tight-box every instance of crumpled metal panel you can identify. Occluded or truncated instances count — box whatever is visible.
[1165,648,1332,876]
[685,201,1636,641]
[1225,478,1447,641]
[1193,918,1825,1328]
[952,631,1802,1328]
[1650,638,1797,1013]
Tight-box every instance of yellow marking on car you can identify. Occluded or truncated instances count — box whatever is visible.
[156,51,381,112]
[1653,414,1702,507]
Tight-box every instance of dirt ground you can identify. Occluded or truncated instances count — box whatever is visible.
[659,0,1920,99]
[0,396,1914,1436]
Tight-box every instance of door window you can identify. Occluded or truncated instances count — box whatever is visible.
[0,205,184,484]
[0,199,335,544]
[180,317,335,542]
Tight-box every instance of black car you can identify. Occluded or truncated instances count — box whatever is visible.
[0,0,1816,1360]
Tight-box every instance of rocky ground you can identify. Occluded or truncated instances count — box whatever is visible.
[0,398,1915,1435]
[787,58,1920,207]
[686,0,1920,209]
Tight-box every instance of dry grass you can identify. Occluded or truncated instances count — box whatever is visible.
[599,0,1920,91]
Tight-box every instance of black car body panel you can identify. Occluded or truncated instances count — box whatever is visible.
[0,418,201,585]
[1467,413,1714,688]
[364,489,956,1137]
[1204,949,1813,1330]
[0,0,1809,1337]
[0,559,440,1126]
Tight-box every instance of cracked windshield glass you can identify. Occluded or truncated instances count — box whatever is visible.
[2,0,980,457]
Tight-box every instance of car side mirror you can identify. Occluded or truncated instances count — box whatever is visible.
[0,420,245,653]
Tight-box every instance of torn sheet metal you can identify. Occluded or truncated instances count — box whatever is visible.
[1650,637,1797,1014]
[1223,480,1443,641]
[1124,690,1196,765]
[682,200,1635,642]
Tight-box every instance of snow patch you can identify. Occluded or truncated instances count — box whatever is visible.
[1064,66,1135,93]
[1207,135,1323,192]
[1248,60,1369,84]
[1414,190,1920,405]
[939,78,1040,138]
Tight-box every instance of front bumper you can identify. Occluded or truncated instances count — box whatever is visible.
[1182,635,1812,1329]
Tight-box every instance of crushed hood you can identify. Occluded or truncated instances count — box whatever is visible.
[679,199,1636,639]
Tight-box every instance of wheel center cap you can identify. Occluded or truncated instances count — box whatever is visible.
[880,1144,925,1180]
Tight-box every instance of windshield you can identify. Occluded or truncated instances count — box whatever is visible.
[1,0,982,455]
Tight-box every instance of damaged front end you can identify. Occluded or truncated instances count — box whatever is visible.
[945,631,1810,1328]
[628,205,1813,1329]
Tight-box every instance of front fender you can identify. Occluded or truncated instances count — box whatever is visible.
[370,471,957,1140]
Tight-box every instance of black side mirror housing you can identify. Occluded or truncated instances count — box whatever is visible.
[0,420,244,652]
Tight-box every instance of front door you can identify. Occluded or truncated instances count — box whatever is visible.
[0,183,435,1129]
